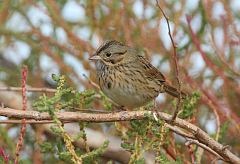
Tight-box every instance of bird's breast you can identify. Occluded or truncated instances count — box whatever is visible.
[96,64,159,108]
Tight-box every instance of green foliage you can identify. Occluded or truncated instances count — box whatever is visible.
[179,92,201,119]
[81,140,109,163]
[0,126,15,152]
[34,74,96,113]
[0,157,4,164]
[39,142,55,153]
[121,116,172,163]
[0,153,10,164]
[40,140,109,164]
[155,153,182,164]
[219,121,230,142]
[99,91,113,110]
[59,151,72,162]
[156,153,171,163]
[34,75,109,163]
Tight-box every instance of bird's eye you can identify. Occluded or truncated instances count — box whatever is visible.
[106,52,111,57]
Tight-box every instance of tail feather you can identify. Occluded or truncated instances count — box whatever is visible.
[164,84,187,99]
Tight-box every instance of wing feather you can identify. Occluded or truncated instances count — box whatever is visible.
[137,55,165,82]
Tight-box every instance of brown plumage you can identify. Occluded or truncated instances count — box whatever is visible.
[89,40,186,109]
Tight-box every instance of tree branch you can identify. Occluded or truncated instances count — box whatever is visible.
[185,139,222,160]
[155,0,182,121]
[0,87,56,93]
[0,107,239,163]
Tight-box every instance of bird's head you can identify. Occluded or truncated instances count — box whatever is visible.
[89,40,137,66]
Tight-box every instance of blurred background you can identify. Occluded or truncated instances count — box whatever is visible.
[0,0,239,163]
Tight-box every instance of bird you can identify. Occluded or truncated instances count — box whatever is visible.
[89,40,186,109]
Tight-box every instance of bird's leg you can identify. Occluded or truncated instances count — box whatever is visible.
[119,105,128,111]
[152,99,159,121]
[112,105,128,112]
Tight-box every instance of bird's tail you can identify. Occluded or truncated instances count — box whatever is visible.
[164,84,187,99]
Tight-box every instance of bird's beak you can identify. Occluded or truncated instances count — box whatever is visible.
[89,54,101,60]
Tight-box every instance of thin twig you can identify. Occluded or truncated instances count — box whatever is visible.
[0,87,56,93]
[186,141,195,164]
[186,15,227,81]
[203,98,221,141]
[14,66,28,164]
[83,74,100,90]
[165,124,195,139]
[209,32,240,77]
[0,147,9,164]
[185,139,223,161]
[155,0,182,121]
[184,70,240,134]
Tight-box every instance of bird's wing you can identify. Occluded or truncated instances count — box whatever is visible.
[137,55,166,82]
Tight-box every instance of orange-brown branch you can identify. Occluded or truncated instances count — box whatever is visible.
[0,107,239,163]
